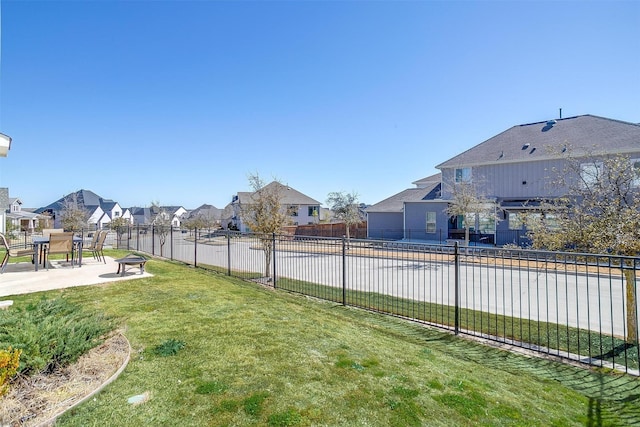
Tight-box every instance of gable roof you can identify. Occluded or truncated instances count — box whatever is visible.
[35,189,103,213]
[237,182,320,205]
[411,173,441,188]
[366,182,441,213]
[436,115,640,169]
[189,204,221,219]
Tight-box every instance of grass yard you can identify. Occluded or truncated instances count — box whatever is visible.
[6,250,640,426]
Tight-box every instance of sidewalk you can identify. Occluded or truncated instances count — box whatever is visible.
[0,256,153,298]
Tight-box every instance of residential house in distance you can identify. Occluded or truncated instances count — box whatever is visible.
[35,189,131,230]
[130,205,188,227]
[1,188,42,233]
[187,204,222,228]
[367,115,640,246]
[224,181,321,232]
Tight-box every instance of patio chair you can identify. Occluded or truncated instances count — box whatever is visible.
[39,228,65,262]
[84,230,108,263]
[0,232,36,273]
[44,232,75,269]
[81,231,102,261]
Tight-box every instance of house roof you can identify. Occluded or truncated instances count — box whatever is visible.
[366,182,441,213]
[237,182,320,205]
[189,204,221,219]
[436,115,640,169]
[35,189,103,213]
[411,173,441,187]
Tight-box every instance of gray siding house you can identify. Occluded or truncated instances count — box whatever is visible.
[368,115,640,246]
[366,174,442,240]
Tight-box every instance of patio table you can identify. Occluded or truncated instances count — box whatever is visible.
[32,236,83,271]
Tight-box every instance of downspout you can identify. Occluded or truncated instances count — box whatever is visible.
[402,202,406,240]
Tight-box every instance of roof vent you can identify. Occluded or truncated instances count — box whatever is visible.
[546,119,557,126]
[522,143,530,150]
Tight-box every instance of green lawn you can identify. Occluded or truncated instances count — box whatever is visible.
[7,251,640,426]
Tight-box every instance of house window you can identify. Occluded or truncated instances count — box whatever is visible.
[308,206,319,217]
[631,159,640,187]
[114,211,120,217]
[426,212,436,233]
[579,161,602,188]
[478,213,495,233]
[508,212,525,230]
[543,213,560,231]
[455,167,472,183]
[288,205,299,216]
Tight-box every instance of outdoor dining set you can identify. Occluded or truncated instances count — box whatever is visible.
[0,229,108,273]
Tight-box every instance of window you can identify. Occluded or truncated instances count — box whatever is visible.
[478,213,495,233]
[308,206,319,217]
[455,167,472,183]
[543,213,560,231]
[508,212,525,230]
[632,159,640,187]
[426,212,436,233]
[114,211,120,217]
[579,161,602,188]
[288,205,298,216]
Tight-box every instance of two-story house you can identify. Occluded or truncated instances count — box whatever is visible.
[224,181,321,232]
[1,188,41,233]
[36,189,131,230]
[367,115,640,246]
[130,205,187,227]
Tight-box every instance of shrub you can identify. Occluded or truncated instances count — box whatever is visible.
[0,346,21,396]
[0,298,115,375]
[153,339,186,357]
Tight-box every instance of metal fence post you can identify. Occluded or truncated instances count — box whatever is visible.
[342,236,346,306]
[272,232,277,289]
[194,227,198,268]
[454,242,460,335]
[170,226,174,261]
[152,225,155,256]
[227,229,231,276]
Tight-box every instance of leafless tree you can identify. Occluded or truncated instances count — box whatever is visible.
[151,202,171,257]
[445,179,499,247]
[239,173,291,278]
[528,148,640,342]
[326,191,361,240]
[60,194,89,232]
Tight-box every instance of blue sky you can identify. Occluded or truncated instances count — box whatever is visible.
[0,0,638,210]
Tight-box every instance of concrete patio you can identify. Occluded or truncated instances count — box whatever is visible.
[0,255,153,298]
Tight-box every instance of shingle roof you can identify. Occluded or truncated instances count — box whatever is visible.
[366,182,441,213]
[436,115,640,169]
[237,182,320,205]
[35,189,103,213]
[411,173,441,187]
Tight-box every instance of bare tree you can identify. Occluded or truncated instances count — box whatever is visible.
[326,191,361,240]
[527,149,640,342]
[445,180,499,246]
[151,202,171,257]
[239,174,292,278]
[60,194,89,232]
[110,216,131,249]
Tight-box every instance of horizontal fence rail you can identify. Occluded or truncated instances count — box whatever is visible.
[115,225,640,375]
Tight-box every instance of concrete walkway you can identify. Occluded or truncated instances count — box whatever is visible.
[0,256,153,298]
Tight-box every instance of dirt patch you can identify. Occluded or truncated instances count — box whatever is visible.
[0,333,130,426]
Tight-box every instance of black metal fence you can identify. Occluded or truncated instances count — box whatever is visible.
[116,226,640,375]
